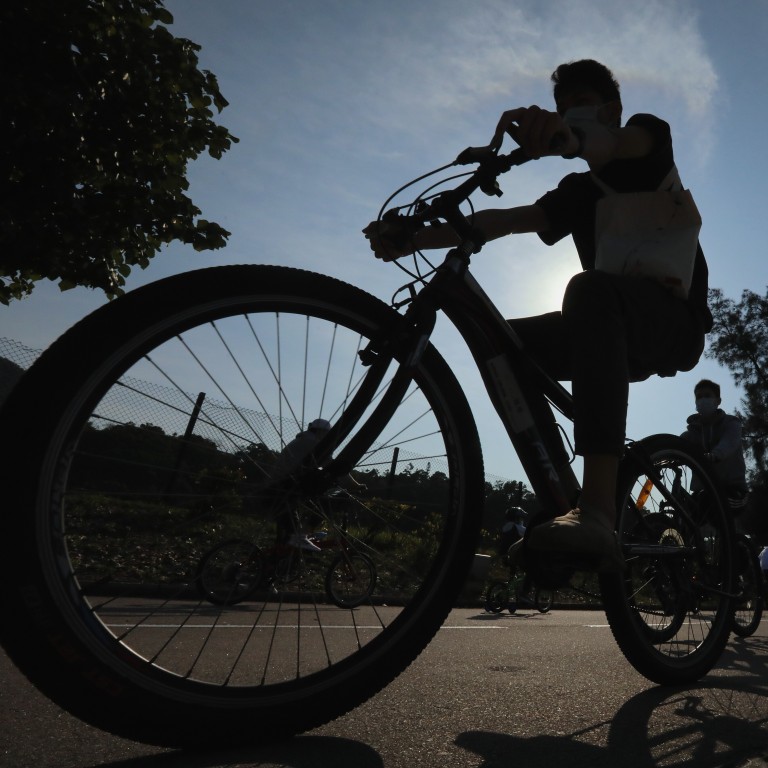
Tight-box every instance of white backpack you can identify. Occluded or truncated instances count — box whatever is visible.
[592,165,701,300]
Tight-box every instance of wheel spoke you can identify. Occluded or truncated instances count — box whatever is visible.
[50,272,476,692]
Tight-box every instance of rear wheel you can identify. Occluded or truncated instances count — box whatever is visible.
[731,535,764,637]
[600,434,735,685]
[195,539,264,605]
[0,264,484,746]
[629,513,687,643]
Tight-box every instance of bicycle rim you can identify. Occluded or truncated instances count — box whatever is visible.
[484,582,508,614]
[600,434,735,685]
[325,552,377,608]
[0,265,483,745]
[535,588,554,613]
[195,539,264,605]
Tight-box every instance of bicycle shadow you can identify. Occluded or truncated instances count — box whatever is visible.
[468,611,550,621]
[456,641,768,768]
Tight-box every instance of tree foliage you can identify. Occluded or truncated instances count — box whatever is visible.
[0,0,238,303]
[706,286,768,484]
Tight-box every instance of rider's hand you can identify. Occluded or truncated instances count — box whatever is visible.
[490,106,578,159]
[362,220,415,261]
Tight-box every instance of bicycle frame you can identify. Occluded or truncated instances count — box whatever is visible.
[316,247,581,523]
[314,146,718,556]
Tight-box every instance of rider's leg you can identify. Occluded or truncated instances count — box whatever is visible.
[580,453,619,520]
[524,271,703,570]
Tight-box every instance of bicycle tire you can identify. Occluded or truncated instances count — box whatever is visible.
[195,538,264,605]
[731,535,764,638]
[0,264,484,746]
[600,434,735,685]
[325,551,377,608]
[535,588,554,613]
[484,582,508,614]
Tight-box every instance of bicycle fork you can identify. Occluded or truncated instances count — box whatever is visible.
[313,293,438,484]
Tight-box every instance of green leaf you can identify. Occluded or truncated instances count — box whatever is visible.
[0,0,237,303]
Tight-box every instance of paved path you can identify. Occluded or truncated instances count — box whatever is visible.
[1,609,767,767]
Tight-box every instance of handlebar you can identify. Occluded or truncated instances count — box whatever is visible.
[381,145,531,255]
[453,144,530,168]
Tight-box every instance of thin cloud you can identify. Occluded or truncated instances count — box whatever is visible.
[343,1,719,164]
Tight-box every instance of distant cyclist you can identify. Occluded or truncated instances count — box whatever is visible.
[497,507,536,603]
[498,506,528,557]
[271,418,332,551]
[681,379,747,494]
[681,378,748,514]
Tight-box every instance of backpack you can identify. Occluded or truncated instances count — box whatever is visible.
[593,165,701,300]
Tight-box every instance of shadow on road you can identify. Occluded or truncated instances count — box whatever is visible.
[456,638,768,768]
[4,632,768,767]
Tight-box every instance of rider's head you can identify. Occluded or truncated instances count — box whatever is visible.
[694,379,721,400]
[551,59,622,128]
[693,379,721,418]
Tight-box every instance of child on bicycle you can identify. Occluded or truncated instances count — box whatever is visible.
[498,506,527,558]
[497,506,536,602]
[364,59,711,571]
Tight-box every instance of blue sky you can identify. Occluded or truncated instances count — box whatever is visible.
[2,0,766,482]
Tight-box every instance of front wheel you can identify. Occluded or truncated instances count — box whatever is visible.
[600,434,735,685]
[0,264,484,746]
[535,588,554,613]
[484,582,509,614]
[325,551,377,608]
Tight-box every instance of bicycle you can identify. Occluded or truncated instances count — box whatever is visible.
[485,565,554,614]
[195,504,378,609]
[0,143,736,747]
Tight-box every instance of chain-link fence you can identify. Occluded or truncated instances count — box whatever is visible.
[0,336,512,485]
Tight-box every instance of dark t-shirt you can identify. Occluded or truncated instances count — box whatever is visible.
[534,113,712,330]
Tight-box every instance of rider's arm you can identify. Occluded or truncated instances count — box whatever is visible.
[491,106,655,168]
[364,204,549,261]
[710,418,743,463]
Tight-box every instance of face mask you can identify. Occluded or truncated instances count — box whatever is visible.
[563,105,603,127]
[695,397,718,417]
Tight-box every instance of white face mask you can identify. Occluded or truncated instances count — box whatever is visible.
[695,397,718,417]
[563,105,604,126]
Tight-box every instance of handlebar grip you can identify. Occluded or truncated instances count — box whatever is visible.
[380,209,422,250]
[454,145,496,165]
[455,145,531,169]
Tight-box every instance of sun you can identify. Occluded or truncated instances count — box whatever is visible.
[498,239,580,317]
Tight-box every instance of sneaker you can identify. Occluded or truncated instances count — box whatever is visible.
[527,508,624,573]
[288,533,322,552]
